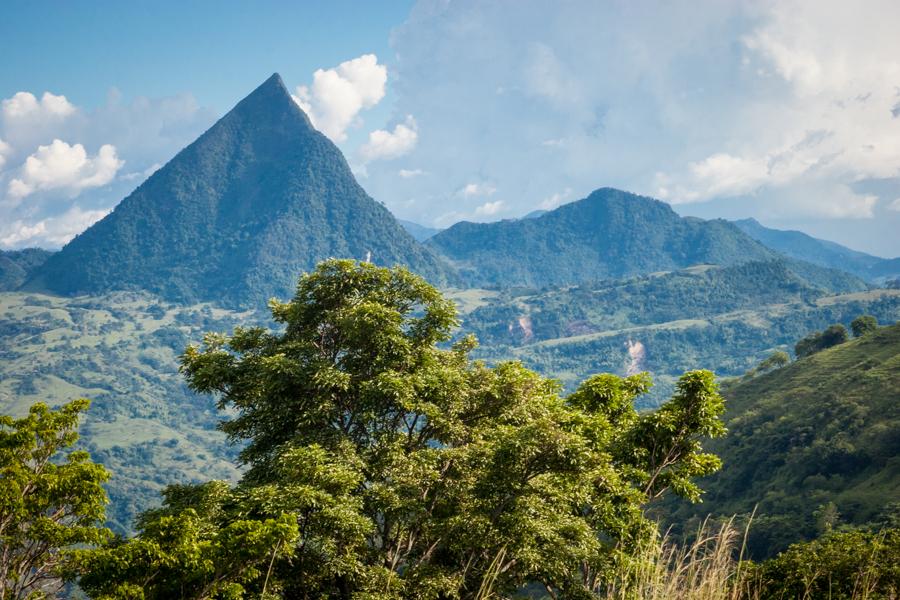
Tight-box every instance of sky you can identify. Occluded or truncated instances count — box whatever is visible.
[2,0,900,257]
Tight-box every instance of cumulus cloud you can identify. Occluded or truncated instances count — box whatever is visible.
[0,138,10,169]
[293,54,387,142]
[460,182,496,198]
[474,200,504,216]
[355,0,900,255]
[359,115,418,162]
[2,91,75,120]
[7,139,123,201]
[398,168,425,178]
[0,86,214,249]
[887,198,900,212]
[539,187,573,210]
[1,206,110,248]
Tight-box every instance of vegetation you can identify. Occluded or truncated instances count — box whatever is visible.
[748,528,900,599]
[72,260,728,598]
[734,217,900,283]
[0,399,109,598]
[0,249,54,292]
[0,291,245,531]
[427,188,868,290]
[458,263,900,403]
[662,322,900,558]
[794,323,849,358]
[852,314,879,337]
[23,74,453,309]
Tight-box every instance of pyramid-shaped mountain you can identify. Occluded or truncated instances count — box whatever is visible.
[26,74,454,308]
[428,188,858,289]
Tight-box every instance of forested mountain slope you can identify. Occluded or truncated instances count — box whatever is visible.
[662,322,900,558]
[25,74,453,308]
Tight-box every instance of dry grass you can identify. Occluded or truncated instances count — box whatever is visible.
[599,518,753,600]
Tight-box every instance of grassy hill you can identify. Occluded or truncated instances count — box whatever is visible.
[0,292,251,531]
[457,261,900,404]
[661,322,900,558]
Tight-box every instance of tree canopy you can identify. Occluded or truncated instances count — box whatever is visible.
[75,259,727,598]
[0,399,109,599]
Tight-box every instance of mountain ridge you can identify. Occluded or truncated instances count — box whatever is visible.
[25,74,455,308]
[734,217,900,282]
[427,188,862,289]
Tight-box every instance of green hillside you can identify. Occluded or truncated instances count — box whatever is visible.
[735,217,900,282]
[662,322,900,558]
[24,74,453,308]
[0,248,54,291]
[428,188,800,288]
[0,292,249,531]
[457,261,900,404]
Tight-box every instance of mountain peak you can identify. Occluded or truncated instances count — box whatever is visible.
[24,74,453,307]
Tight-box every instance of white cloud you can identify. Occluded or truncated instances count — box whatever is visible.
[353,0,900,254]
[474,200,504,216]
[539,187,573,210]
[7,139,123,200]
[461,182,497,198]
[1,205,110,248]
[887,198,900,212]
[120,162,162,182]
[359,115,418,162]
[398,168,425,178]
[0,138,10,169]
[2,91,75,121]
[292,54,387,142]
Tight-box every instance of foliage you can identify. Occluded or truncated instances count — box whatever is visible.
[748,528,900,599]
[794,323,849,358]
[662,324,900,559]
[851,314,879,337]
[0,291,245,532]
[80,260,728,598]
[0,399,109,599]
[70,481,299,600]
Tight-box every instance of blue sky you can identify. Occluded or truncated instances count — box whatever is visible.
[2,0,900,256]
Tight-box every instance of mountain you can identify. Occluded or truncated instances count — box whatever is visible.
[522,209,548,219]
[734,217,900,282]
[662,322,900,558]
[428,188,789,288]
[397,219,441,242]
[24,74,453,308]
[456,261,895,404]
[0,248,54,291]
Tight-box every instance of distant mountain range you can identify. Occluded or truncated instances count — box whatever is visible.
[426,188,863,289]
[23,74,453,308]
[397,219,441,242]
[734,217,900,283]
[2,73,894,306]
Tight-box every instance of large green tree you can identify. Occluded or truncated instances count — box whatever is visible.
[0,399,109,599]
[79,260,727,598]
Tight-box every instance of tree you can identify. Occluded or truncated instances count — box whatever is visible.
[851,314,878,337]
[758,350,790,371]
[0,399,109,599]
[795,324,849,359]
[71,482,299,600]
[83,260,727,598]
